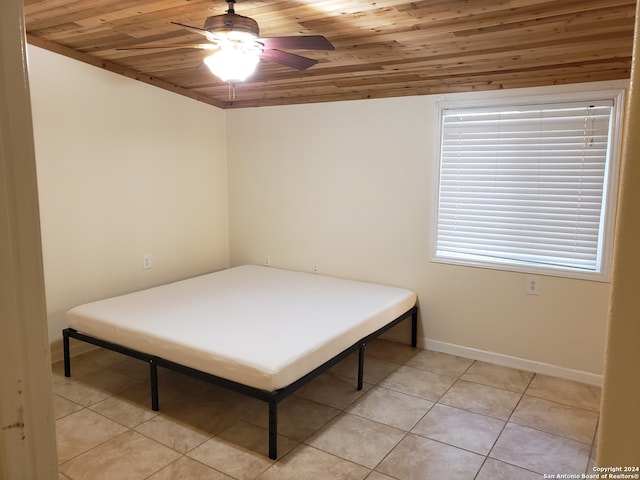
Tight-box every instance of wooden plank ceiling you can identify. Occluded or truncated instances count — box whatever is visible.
[24,0,637,109]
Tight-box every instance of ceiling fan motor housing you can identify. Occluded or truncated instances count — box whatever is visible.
[204,13,259,37]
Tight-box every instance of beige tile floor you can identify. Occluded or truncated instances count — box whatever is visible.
[53,339,601,480]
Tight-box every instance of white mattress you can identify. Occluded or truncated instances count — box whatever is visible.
[66,265,417,391]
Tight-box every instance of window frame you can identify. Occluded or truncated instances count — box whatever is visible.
[430,89,625,281]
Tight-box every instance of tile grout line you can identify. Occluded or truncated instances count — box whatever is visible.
[473,371,539,479]
[55,342,599,479]
[367,352,477,477]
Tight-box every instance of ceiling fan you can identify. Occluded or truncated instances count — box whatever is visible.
[122,0,334,84]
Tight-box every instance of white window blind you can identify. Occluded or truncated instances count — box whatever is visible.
[436,100,614,274]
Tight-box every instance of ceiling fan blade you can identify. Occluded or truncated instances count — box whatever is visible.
[116,44,216,51]
[260,49,319,70]
[170,21,218,42]
[260,35,334,51]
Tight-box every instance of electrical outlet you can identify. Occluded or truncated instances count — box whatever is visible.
[264,255,271,266]
[525,275,540,295]
[142,253,152,270]
[312,262,319,274]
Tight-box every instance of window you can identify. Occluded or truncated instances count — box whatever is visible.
[433,91,623,280]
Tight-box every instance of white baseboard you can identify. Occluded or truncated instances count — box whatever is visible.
[421,337,603,387]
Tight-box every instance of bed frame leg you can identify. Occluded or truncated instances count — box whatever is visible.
[411,307,418,348]
[357,345,365,390]
[150,358,159,411]
[268,401,277,460]
[63,329,71,377]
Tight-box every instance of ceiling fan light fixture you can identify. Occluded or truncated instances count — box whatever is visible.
[165,1,333,86]
[204,36,262,82]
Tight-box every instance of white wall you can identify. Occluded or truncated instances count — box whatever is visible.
[28,46,230,352]
[227,81,627,380]
[27,42,624,380]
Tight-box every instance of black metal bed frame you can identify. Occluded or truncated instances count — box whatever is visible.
[62,305,417,459]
